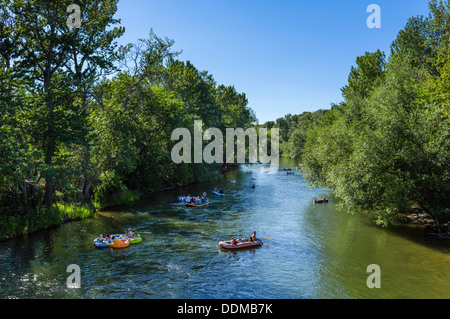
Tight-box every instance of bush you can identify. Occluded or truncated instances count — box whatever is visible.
[0,203,94,241]
[93,171,140,210]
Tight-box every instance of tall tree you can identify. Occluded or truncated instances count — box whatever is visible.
[341,50,386,101]
[8,0,124,207]
[390,16,433,71]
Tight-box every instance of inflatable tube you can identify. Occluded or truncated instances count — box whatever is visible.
[110,239,130,249]
[212,191,224,196]
[111,234,126,240]
[219,239,263,250]
[129,234,142,244]
[93,239,110,248]
[186,201,209,207]
[313,199,329,204]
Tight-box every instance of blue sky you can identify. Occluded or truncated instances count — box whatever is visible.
[115,0,431,123]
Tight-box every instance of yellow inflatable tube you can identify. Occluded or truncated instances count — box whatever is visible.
[110,238,130,249]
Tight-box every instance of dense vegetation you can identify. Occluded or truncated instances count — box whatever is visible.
[1,0,449,240]
[0,0,256,239]
[268,0,450,233]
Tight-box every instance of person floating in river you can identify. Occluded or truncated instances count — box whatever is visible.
[126,228,136,238]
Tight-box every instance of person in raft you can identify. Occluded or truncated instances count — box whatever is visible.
[126,228,137,238]
[95,234,105,243]
[249,231,257,242]
[185,194,192,202]
[105,235,113,243]
[213,187,218,192]
[219,188,224,194]
[231,237,238,245]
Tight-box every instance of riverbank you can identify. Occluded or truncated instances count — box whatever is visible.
[400,210,450,239]
[364,207,450,239]
[0,164,236,242]
[0,203,95,242]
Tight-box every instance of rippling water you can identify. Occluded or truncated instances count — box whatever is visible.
[1,158,449,299]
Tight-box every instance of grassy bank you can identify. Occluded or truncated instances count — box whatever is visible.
[0,203,95,241]
[0,167,228,242]
[0,187,140,242]
[93,188,141,212]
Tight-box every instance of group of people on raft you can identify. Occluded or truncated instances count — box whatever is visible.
[180,192,209,204]
[230,231,259,245]
[180,186,227,203]
[94,228,138,244]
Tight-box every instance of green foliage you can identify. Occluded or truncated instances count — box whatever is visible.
[92,171,139,211]
[259,110,327,161]
[390,16,433,72]
[0,2,255,238]
[299,1,450,230]
[3,0,124,207]
[341,50,386,100]
[0,203,93,240]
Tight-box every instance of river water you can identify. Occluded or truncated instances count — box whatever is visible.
[0,158,449,299]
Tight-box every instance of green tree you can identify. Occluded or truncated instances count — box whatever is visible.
[216,84,256,130]
[341,50,386,101]
[8,0,124,207]
[301,4,450,230]
[164,60,221,128]
[390,16,433,71]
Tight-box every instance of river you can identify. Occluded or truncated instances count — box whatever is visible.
[0,158,449,299]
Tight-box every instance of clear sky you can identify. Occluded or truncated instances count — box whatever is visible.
[114,0,431,123]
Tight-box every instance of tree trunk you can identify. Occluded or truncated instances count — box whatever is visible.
[43,68,56,208]
[77,177,91,203]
